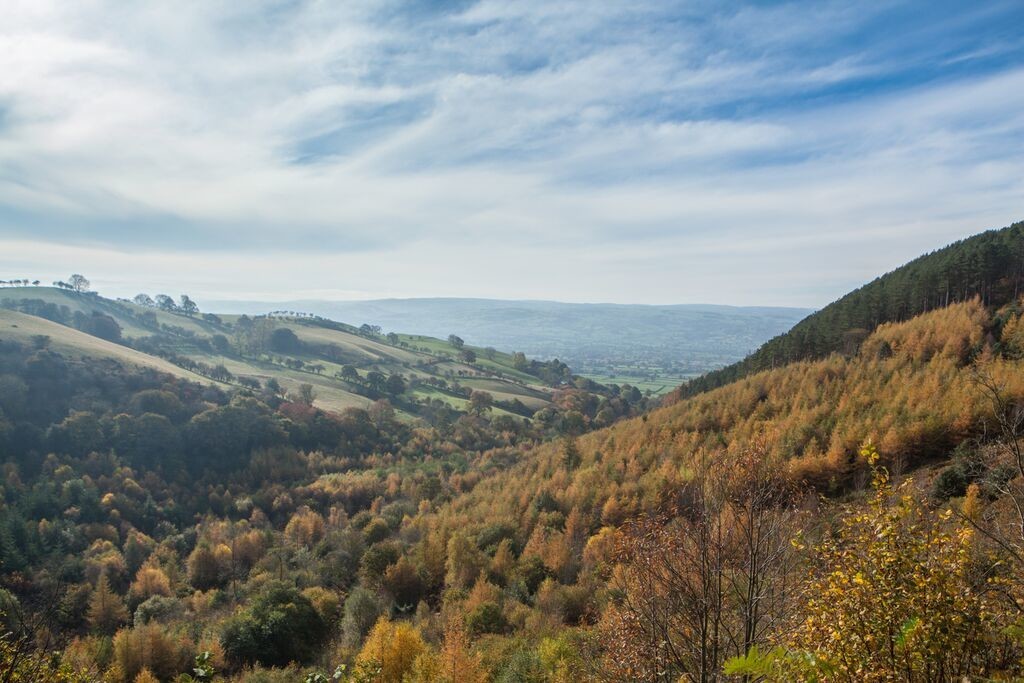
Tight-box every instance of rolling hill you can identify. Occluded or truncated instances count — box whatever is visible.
[0,287,582,419]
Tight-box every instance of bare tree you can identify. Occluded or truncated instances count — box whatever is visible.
[960,364,1024,611]
[68,273,90,293]
[599,436,802,682]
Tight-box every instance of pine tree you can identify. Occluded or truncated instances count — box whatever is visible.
[87,572,128,634]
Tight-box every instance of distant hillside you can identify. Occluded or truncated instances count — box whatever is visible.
[1,287,647,422]
[681,219,1024,398]
[203,298,812,379]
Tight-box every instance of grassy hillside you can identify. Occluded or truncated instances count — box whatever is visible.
[682,219,1024,398]
[0,309,220,384]
[0,287,649,423]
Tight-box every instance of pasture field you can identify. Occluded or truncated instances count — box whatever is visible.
[0,286,565,419]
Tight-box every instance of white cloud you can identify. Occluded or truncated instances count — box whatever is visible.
[0,1,1021,306]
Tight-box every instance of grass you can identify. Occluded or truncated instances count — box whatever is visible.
[0,309,222,385]
[582,373,693,396]
[0,287,558,419]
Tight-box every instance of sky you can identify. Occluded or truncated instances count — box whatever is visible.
[0,1,1023,308]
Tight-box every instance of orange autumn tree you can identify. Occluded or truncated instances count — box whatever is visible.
[728,444,1007,681]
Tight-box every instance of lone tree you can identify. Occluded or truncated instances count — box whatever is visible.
[179,295,199,316]
[448,334,465,349]
[296,383,316,405]
[269,328,301,353]
[468,390,494,415]
[386,373,406,396]
[69,273,90,293]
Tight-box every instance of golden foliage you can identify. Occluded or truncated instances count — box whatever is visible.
[355,617,428,683]
[284,506,326,547]
[128,562,171,604]
[132,668,158,683]
[407,616,489,683]
[779,445,997,681]
[110,623,191,683]
[445,533,486,590]
[432,302,1024,591]
[87,572,129,634]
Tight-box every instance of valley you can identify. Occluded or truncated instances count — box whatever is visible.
[3,4,1021,680]
[3,222,1024,681]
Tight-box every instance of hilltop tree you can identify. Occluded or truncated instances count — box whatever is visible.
[386,374,406,396]
[296,383,316,406]
[366,371,386,393]
[155,294,177,312]
[133,293,155,307]
[69,273,90,293]
[448,334,465,349]
[369,399,395,428]
[179,295,199,316]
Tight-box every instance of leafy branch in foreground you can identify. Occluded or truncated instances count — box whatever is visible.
[727,443,1009,681]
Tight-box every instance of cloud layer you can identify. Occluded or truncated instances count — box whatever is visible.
[1,0,1022,306]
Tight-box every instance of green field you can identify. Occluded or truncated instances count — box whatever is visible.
[582,373,695,396]
[0,287,558,419]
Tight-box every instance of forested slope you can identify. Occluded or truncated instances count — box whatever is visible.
[437,299,1016,529]
[7,234,1024,680]
[681,220,1024,397]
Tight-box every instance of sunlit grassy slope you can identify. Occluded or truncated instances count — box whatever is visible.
[0,287,555,417]
[0,309,218,384]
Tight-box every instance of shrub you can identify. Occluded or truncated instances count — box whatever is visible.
[221,582,327,667]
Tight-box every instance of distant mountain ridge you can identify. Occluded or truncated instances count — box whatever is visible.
[680,219,1024,398]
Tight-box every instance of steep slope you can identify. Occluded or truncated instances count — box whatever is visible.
[681,219,1024,397]
[430,298,1023,549]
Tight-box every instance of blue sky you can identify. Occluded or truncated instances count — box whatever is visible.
[0,0,1022,306]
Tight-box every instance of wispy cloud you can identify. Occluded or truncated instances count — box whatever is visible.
[0,0,1022,306]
